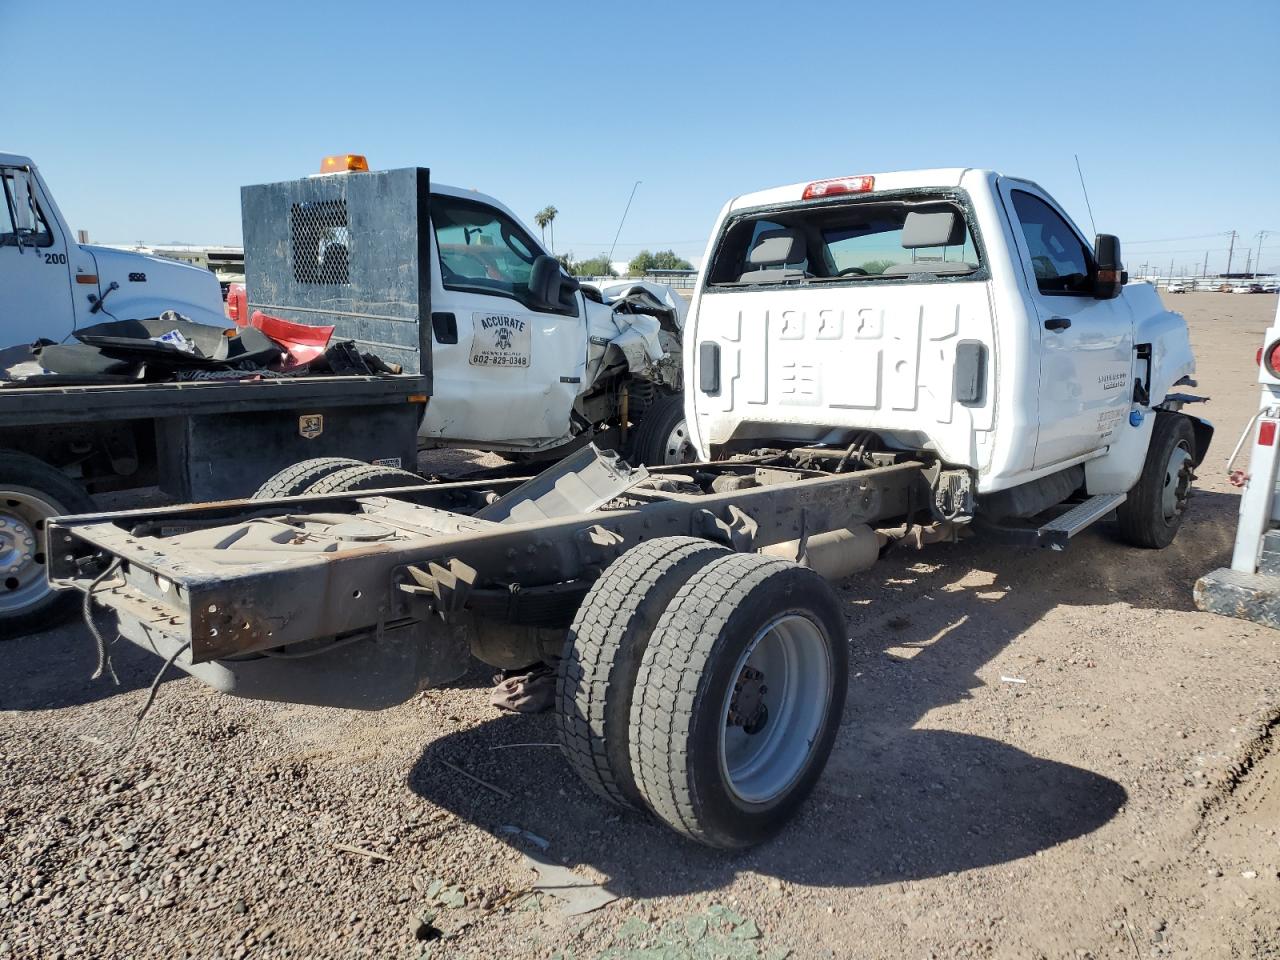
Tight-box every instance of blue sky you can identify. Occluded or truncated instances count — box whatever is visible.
[6,0,1279,273]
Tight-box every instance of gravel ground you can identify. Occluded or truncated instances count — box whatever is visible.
[2,293,1279,960]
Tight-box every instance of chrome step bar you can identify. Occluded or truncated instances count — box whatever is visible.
[1038,493,1128,551]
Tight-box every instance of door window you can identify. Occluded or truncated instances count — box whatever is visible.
[1011,190,1091,295]
[433,196,557,310]
[0,169,54,248]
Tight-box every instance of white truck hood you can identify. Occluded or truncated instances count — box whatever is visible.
[84,245,227,327]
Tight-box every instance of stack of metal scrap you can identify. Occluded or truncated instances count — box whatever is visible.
[1,310,399,387]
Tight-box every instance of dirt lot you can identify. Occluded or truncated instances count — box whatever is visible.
[2,291,1278,960]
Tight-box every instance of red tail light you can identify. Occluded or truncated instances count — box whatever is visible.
[1261,340,1280,378]
[1260,421,1277,447]
[802,175,875,200]
[226,283,247,326]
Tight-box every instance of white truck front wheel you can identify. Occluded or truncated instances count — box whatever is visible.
[0,452,94,637]
[1116,413,1196,549]
[629,392,696,466]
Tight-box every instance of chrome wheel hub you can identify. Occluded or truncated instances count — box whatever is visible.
[0,488,60,615]
[662,419,696,465]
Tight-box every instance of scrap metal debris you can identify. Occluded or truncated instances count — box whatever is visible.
[489,665,557,714]
[523,851,617,916]
[1,310,399,387]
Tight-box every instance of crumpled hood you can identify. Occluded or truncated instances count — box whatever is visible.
[585,280,689,330]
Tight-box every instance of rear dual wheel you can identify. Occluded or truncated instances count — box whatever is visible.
[557,542,847,848]
[251,458,423,499]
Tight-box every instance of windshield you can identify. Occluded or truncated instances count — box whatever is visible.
[706,195,981,287]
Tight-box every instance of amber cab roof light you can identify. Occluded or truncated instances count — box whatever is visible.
[319,154,370,175]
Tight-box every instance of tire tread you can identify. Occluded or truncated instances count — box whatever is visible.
[629,552,799,844]
[250,457,366,500]
[556,537,726,807]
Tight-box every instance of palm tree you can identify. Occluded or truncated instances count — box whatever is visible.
[534,205,558,254]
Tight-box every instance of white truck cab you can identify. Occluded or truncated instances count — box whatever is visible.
[420,183,685,459]
[241,160,689,466]
[0,153,225,350]
[687,168,1209,540]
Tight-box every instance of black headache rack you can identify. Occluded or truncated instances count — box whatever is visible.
[241,166,434,379]
[46,448,926,709]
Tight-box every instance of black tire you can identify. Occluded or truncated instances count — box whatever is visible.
[1116,413,1196,549]
[629,392,695,466]
[629,553,848,849]
[302,463,424,495]
[0,450,95,638]
[251,457,368,500]
[557,537,728,808]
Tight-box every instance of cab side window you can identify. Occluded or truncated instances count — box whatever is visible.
[1011,190,1091,295]
[433,197,539,300]
[0,169,54,248]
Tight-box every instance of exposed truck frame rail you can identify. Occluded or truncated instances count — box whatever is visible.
[46,437,1180,848]
[50,451,922,662]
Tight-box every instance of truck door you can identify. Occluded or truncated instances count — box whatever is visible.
[422,195,585,447]
[1001,183,1133,469]
[0,166,75,349]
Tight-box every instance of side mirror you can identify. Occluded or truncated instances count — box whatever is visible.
[528,255,578,311]
[1093,234,1125,300]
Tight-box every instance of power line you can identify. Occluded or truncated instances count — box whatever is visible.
[1125,231,1234,245]
[607,180,642,264]
[1074,154,1097,236]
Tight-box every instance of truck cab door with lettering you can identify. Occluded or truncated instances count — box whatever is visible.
[999,182,1134,469]
[421,194,586,448]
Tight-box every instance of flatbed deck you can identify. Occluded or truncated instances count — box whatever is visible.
[0,373,428,427]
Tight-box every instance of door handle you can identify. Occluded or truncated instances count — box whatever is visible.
[1044,317,1072,332]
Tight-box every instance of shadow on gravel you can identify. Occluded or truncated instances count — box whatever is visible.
[401,493,1256,895]
[0,620,169,710]
[408,714,1126,896]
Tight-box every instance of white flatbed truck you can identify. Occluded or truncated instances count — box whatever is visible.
[48,168,1211,848]
[0,154,428,636]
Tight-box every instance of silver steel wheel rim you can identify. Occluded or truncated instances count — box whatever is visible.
[661,418,696,465]
[0,486,61,616]
[1162,441,1193,522]
[718,613,833,805]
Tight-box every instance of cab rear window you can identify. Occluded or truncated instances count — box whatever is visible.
[706,195,981,287]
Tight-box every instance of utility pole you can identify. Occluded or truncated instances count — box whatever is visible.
[1226,230,1238,275]
[1257,231,1271,277]
[1202,250,1209,277]
[1245,250,1253,275]
[1169,257,1175,280]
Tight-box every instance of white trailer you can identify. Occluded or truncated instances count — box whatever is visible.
[1196,296,1280,625]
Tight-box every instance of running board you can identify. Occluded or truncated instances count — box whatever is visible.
[975,493,1127,551]
[1038,493,1127,551]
